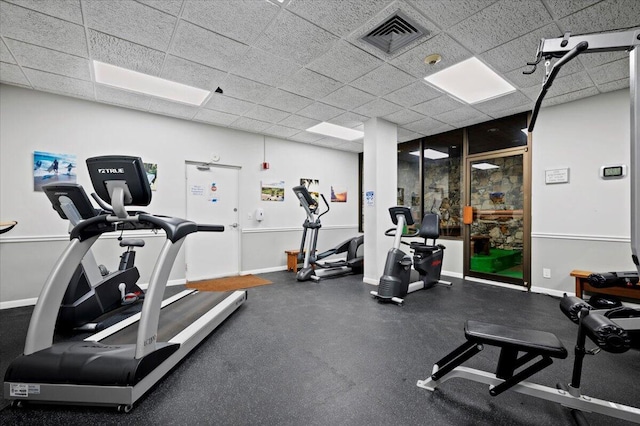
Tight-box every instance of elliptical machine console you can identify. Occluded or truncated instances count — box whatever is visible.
[371,206,450,305]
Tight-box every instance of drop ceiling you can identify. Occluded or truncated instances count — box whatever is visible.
[0,0,637,153]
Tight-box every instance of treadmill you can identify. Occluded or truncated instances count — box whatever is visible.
[3,155,247,412]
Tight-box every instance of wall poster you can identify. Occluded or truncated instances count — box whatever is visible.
[33,151,77,192]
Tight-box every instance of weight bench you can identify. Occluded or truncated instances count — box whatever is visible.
[418,315,640,423]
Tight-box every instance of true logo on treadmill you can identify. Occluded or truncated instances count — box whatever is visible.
[97,168,125,174]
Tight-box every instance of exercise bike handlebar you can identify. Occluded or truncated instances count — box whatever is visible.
[528,41,589,132]
[317,193,330,219]
[91,192,115,214]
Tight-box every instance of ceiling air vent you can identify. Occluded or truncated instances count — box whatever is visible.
[361,11,428,54]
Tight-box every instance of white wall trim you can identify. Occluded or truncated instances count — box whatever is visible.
[531,232,630,243]
[464,276,528,291]
[242,225,359,234]
[241,265,288,275]
[0,231,167,244]
[442,271,463,279]
[363,277,378,286]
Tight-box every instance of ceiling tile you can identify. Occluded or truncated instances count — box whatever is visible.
[328,111,369,128]
[289,131,325,143]
[230,116,272,133]
[193,108,240,127]
[398,127,424,142]
[487,103,533,120]
[385,81,442,108]
[95,84,151,111]
[161,56,226,91]
[278,114,321,130]
[254,10,338,66]
[286,0,389,37]
[219,74,272,103]
[84,0,176,51]
[409,0,496,28]
[578,50,628,69]
[321,86,376,110]
[24,68,93,99]
[170,21,249,71]
[205,94,255,116]
[433,106,491,127]
[472,91,532,117]
[544,0,600,19]
[5,39,90,81]
[411,95,464,116]
[448,0,551,53]
[541,86,599,107]
[231,48,299,86]
[353,98,403,117]
[182,0,278,45]
[88,30,165,76]
[1,39,16,63]
[148,98,198,119]
[596,78,629,93]
[522,70,594,99]
[260,89,313,114]
[350,64,415,96]
[403,116,448,133]
[137,0,184,16]
[383,109,427,125]
[314,136,349,148]
[347,1,441,60]
[481,23,564,74]
[0,2,87,57]
[279,68,342,99]
[391,33,473,79]
[306,40,383,84]
[559,0,640,34]
[4,0,83,24]
[244,104,290,123]
[587,58,629,85]
[263,124,300,139]
[296,102,344,121]
[0,62,30,86]
[335,141,363,152]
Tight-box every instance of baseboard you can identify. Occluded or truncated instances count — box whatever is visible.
[442,270,463,279]
[363,277,378,286]
[241,265,288,275]
[0,297,38,310]
[1,279,187,310]
[529,286,574,298]
[464,276,528,291]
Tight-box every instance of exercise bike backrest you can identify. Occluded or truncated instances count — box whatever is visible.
[385,207,441,248]
[87,156,152,219]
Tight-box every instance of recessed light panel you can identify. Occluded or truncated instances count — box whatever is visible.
[472,162,500,170]
[410,149,449,160]
[424,57,515,104]
[93,60,210,106]
[306,122,364,141]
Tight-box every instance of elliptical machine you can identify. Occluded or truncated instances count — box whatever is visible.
[371,207,450,305]
[43,183,144,331]
[292,185,364,282]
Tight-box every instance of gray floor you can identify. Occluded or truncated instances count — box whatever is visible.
[1,271,638,425]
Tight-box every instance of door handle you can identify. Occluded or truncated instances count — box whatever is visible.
[229,223,239,228]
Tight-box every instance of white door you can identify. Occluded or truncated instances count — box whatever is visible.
[185,163,240,281]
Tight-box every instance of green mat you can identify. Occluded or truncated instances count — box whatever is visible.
[471,248,522,274]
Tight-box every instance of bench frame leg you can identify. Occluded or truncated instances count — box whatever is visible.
[417,366,640,423]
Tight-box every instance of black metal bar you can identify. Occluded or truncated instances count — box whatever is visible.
[432,342,483,381]
[490,356,553,396]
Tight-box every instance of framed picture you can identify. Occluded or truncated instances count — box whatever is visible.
[261,180,285,201]
[33,151,76,191]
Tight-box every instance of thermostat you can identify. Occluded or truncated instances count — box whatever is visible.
[600,165,626,179]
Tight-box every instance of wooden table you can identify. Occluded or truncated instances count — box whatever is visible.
[571,269,639,300]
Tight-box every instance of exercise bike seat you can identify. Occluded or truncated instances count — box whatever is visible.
[120,239,145,248]
[465,320,568,359]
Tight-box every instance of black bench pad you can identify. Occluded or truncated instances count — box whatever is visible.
[465,320,568,359]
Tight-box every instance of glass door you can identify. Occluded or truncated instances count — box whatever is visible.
[464,148,530,287]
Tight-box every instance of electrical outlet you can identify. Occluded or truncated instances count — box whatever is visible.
[543,268,551,279]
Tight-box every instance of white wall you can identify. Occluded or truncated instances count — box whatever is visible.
[0,84,360,304]
[531,89,634,294]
